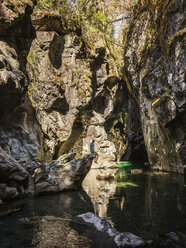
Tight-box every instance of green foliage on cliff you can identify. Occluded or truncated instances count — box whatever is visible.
[35,0,63,10]
[27,50,39,107]
[34,0,135,76]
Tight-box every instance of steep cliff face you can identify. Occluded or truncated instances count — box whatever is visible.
[124,0,186,173]
[0,0,43,164]
[0,0,44,201]
[0,1,145,202]
[27,11,133,167]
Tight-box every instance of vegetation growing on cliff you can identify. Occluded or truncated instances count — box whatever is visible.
[34,0,135,76]
[27,49,39,107]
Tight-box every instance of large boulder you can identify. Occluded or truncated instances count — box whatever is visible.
[123,0,186,173]
[70,212,145,248]
[70,213,186,248]
[33,153,94,195]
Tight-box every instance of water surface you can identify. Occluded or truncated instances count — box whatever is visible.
[0,166,186,247]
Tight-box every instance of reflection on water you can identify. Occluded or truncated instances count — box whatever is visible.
[83,167,186,240]
[0,167,186,247]
[82,169,117,219]
[108,168,186,240]
[0,191,96,248]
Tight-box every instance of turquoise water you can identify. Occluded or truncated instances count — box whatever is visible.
[115,161,133,167]
[0,166,186,247]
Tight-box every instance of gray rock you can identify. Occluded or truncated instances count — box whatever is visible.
[0,148,28,182]
[33,153,94,195]
[123,0,186,173]
[27,26,134,166]
[70,212,145,248]
[0,183,18,200]
[0,0,42,167]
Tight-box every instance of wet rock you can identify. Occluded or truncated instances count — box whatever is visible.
[0,200,25,216]
[70,212,145,248]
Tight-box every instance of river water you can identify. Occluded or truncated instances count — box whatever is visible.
[0,165,186,248]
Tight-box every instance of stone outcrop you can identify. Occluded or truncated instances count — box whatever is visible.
[1,0,185,206]
[0,0,35,119]
[0,0,36,36]
[0,150,94,201]
[123,0,186,173]
[0,0,146,182]
[33,153,94,195]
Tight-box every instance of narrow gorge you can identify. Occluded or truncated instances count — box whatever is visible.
[0,0,185,247]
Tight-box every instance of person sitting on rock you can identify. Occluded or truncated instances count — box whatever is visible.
[90,140,99,163]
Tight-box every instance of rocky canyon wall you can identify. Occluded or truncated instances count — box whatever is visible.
[123,0,186,173]
[0,0,43,164]
[0,0,45,202]
[27,11,139,168]
[0,0,141,202]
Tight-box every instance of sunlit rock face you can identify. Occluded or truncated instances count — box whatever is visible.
[27,13,129,165]
[32,153,94,195]
[124,0,186,173]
